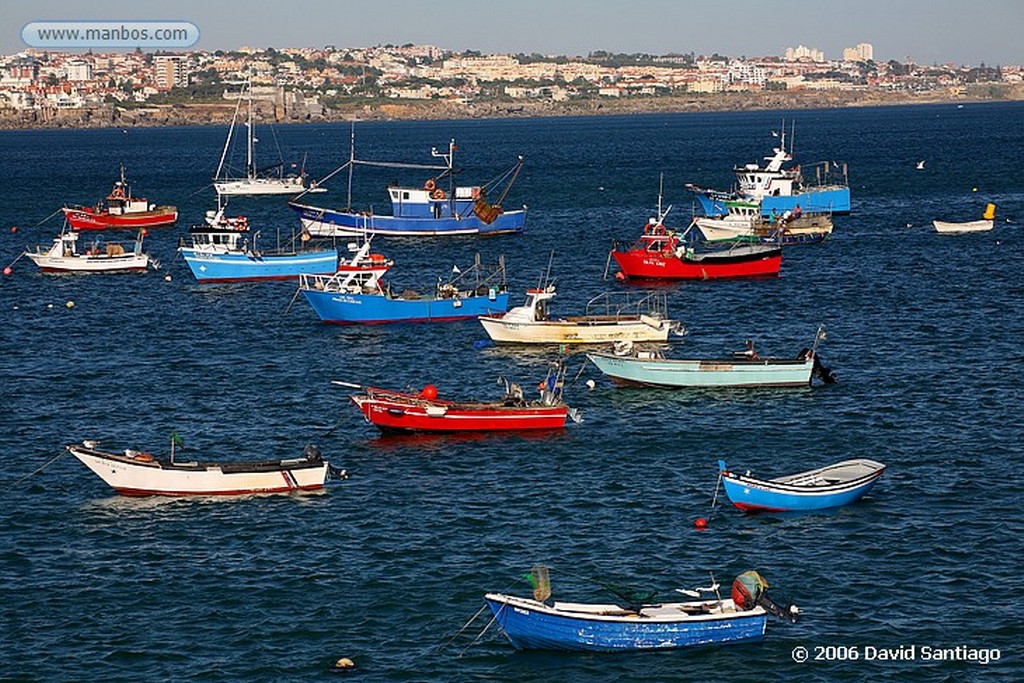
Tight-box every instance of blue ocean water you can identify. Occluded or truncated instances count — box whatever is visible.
[1,102,1023,682]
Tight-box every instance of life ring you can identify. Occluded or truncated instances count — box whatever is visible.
[111,187,125,198]
[424,179,436,191]
[432,188,445,200]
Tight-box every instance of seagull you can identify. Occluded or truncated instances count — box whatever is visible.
[916,160,925,170]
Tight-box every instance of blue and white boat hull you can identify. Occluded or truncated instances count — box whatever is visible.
[719,459,886,512]
[695,188,850,217]
[180,248,338,283]
[300,289,509,324]
[290,202,527,237]
[485,593,767,652]
[587,352,815,388]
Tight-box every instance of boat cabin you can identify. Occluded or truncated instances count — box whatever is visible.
[104,178,153,216]
[184,227,247,254]
[387,184,482,219]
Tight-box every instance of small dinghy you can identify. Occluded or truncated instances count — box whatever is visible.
[718,458,885,512]
[483,565,797,652]
[934,203,996,234]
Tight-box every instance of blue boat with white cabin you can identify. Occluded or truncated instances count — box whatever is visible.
[688,123,850,217]
[718,459,886,512]
[297,241,508,324]
[289,138,527,237]
[178,206,338,283]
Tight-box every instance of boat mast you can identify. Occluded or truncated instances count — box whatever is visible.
[246,76,255,181]
[347,123,355,211]
[431,139,456,211]
[215,80,245,182]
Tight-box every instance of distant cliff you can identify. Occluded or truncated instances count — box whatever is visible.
[2,84,1021,130]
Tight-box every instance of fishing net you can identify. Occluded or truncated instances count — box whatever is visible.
[529,564,551,602]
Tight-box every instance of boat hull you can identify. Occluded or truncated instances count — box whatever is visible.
[720,459,886,511]
[290,202,527,237]
[214,178,306,196]
[301,289,509,324]
[933,219,993,234]
[612,246,781,280]
[485,594,767,652]
[25,252,149,273]
[695,187,850,217]
[479,316,671,344]
[351,394,567,432]
[180,248,338,283]
[588,353,814,388]
[62,206,178,230]
[68,446,328,496]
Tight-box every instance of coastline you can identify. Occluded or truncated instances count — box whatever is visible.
[2,83,1022,131]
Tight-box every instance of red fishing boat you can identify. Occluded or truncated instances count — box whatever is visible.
[611,220,781,280]
[61,166,178,230]
[339,363,575,433]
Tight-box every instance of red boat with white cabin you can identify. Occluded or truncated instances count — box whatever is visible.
[611,218,781,281]
[61,166,178,230]
[341,363,575,433]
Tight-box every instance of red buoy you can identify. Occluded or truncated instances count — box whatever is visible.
[420,384,438,400]
[694,517,708,530]
[614,271,626,281]
[3,267,12,276]
[10,226,18,233]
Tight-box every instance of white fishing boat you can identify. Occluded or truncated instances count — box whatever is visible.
[934,203,996,234]
[24,229,152,273]
[695,200,833,243]
[213,77,307,196]
[67,441,340,496]
[479,286,682,344]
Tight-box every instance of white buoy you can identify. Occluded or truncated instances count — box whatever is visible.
[66,300,75,309]
[586,379,596,390]
[46,303,53,309]
[164,274,172,282]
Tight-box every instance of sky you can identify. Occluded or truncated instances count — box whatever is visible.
[3,0,1022,66]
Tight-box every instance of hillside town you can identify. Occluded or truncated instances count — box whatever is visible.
[0,42,1019,124]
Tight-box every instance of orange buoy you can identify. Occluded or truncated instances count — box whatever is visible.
[3,267,12,276]
[10,226,18,233]
[420,384,438,400]
[694,518,708,530]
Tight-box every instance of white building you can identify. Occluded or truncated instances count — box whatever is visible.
[65,60,93,82]
[842,43,874,63]
[784,45,825,62]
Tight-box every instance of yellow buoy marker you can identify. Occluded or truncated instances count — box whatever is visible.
[983,203,996,220]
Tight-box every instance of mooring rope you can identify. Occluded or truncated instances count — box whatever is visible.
[5,450,67,491]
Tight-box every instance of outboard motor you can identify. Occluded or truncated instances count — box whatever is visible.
[732,571,800,622]
[303,443,323,462]
[813,355,837,384]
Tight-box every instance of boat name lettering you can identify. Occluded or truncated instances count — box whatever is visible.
[701,363,733,371]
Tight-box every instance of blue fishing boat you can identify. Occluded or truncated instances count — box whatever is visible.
[296,242,508,324]
[483,567,797,652]
[688,122,850,217]
[288,137,526,237]
[718,459,886,512]
[587,327,835,388]
[178,206,337,283]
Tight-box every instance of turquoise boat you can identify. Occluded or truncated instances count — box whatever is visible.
[587,327,835,388]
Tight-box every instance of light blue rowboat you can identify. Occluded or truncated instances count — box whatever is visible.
[484,592,769,652]
[588,327,835,388]
[718,459,886,512]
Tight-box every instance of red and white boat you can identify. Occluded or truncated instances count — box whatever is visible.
[341,364,575,433]
[61,166,178,230]
[67,441,340,497]
[611,219,781,280]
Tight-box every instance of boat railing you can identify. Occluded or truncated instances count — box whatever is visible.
[584,290,669,319]
[445,253,508,294]
[802,160,849,189]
